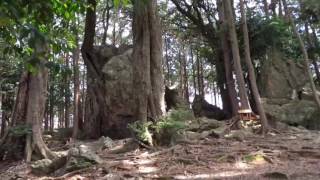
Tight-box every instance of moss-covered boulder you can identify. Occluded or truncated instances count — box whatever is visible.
[263,99,320,129]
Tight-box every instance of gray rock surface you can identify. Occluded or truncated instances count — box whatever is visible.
[263,99,320,129]
[258,49,308,99]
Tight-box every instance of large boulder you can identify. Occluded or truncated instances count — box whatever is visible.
[258,49,320,129]
[101,49,136,138]
[165,86,186,111]
[263,99,320,129]
[258,49,308,99]
[192,95,228,120]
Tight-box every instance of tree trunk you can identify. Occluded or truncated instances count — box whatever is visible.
[72,37,80,138]
[283,4,320,110]
[132,0,164,122]
[25,68,56,162]
[263,0,269,17]
[305,24,320,84]
[102,0,111,45]
[132,0,151,122]
[82,0,110,138]
[179,45,189,104]
[190,47,197,95]
[182,47,189,103]
[148,0,165,118]
[196,50,204,98]
[224,0,250,110]
[240,0,270,133]
[64,54,70,128]
[48,73,54,131]
[164,35,171,86]
[0,93,3,137]
[217,0,238,116]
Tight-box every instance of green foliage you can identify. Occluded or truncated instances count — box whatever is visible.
[247,15,300,60]
[0,0,85,73]
[129,108,193,146]
[9,124,32,137]
[128,121,153,146]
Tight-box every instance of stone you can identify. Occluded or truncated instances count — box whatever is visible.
[165,86,186,111]
[31,159,53,175]
[224,130,253,141]
[198,118,224,131]
[184,131,201,141]
[66,144,103,172]
[31,156,67,175]
[99,136,114,150]
[258,49,308,99]
[263,99,320,129]
[192,95,228,120]
[101,48,136,138]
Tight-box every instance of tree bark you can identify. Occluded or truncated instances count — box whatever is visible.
[306,24,320,84]
[82,0,110,138]
[64,54,70,128]
[224,0,250,110]
[72,37,80,138]
[132,0,164,122]
[25,68,56,162]
[102,0,112,45]
[190,47,197,95]
[217,0,239,116]
[263,0,269,18]
[149,0,165,117]
[164,35,171,86]
[240,0,270,133]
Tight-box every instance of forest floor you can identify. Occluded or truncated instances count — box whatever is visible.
[1,126,320,180]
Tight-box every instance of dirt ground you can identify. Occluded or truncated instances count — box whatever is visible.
[1,127,320,180]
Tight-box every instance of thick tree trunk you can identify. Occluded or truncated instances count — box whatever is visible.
[240,0,270,133]
[132,0,151,122]
[1,66,56,161]
[25,68,56,162]
[224,0,250,110]
[132,0,164,122]
[215,55,232,116]
[217,0,238,116]
[148,0,165,118]
[82,0,110,138]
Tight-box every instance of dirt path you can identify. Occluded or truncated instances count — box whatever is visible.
[1,128,320,180]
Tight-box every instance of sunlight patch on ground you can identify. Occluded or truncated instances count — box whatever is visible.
[137,166,159,173]
[234,161,251,169]
[174,171,249,179]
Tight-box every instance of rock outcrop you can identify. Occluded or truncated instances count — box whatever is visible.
[101,48,135,138]
[258,49,320,129]
[192,95,228,120]
[258,49,308,99]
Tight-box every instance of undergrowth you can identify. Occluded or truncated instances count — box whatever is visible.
[128,108,194,146]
